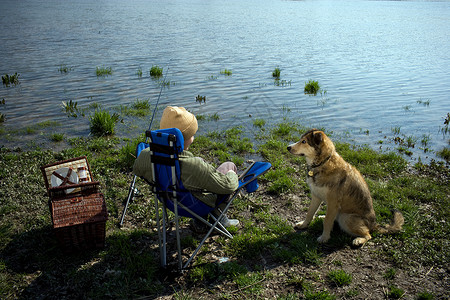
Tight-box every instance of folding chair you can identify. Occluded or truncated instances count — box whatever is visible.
[121,127,271,271]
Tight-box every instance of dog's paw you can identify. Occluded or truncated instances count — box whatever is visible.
[352,237,369,247]
[317,234,330,243]
[294,221,308,230]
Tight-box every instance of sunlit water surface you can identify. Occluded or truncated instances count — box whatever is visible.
[1,0,449,162]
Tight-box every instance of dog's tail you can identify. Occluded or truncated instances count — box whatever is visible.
[375,210,404,234]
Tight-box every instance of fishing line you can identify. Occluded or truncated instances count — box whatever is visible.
[145,65,170,141]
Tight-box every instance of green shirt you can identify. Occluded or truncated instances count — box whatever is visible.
[133,148,239,207]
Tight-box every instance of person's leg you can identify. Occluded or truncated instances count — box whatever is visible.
[214,162,239,227]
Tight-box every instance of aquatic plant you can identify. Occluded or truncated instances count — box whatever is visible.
[437,147,450,162]
[136,67,143,78]
[159,80,174,87]
[391,126,401,135]
[253,119,266,128]
[220,69,232,76]
[208,113,220,121]
[96,67,112,77]
[440,112,449,135]
[2,73,20,87]
[420,134,431,147]
[196,95,206,104]
[61,100,84,118]
[304,79,320,95]
[272,67,281,79]
[119,98,151,117]
[274,79,291,87]
[417,99,430,106]
[50,133,64,142]
[58,65,73,73]
[403,105,413,112]
[150,65,163,77]
[132,98,150,110]
[89,109,120,137]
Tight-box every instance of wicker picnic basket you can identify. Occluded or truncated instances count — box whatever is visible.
[41,156,108,251]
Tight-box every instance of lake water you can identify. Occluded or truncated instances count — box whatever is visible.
[1,0,449,162]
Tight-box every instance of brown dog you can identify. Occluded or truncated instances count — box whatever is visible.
[287,129,404,246]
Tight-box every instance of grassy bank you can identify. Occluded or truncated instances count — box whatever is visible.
[0,120,449,299]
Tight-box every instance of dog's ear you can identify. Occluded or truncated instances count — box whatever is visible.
[313,131,323,146]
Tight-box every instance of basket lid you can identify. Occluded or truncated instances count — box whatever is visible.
[41,156,94,192]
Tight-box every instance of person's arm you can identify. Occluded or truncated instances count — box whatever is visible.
[132,148,154,182]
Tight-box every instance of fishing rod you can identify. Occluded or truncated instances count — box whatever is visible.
[120,65,170,227]
[145,66,170,142]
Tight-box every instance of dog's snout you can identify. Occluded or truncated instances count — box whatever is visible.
[287,146,291,151]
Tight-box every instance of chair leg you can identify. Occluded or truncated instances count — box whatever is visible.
[154,197,166,268]
[119,175,137,227]
[176,202,232,238]
[173,199,183,271]
[182,193,237,270]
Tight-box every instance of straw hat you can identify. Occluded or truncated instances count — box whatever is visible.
[160,106,198,140]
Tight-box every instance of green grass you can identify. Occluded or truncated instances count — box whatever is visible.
[0,117,449,299]
[118,98,151,117]
[253,118,266,128]
[416,291,435,300]
[387,285,405,299]
[96,67,112,77]
[383,268,396,281]
[327,269,352,286]
[89,109,120,137]
[437,147,450,162]
[304,79,321,95]
[50,133,64,142]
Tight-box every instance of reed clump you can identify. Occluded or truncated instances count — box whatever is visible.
[96,67,112,77]
[220,69,232,76]
[2,73,20,87]
[150,65,163,77]
[136,67,143,78]
[272,67,281,79]
[304,79,320,95]
[89,109,120,137]
[58,65,73,73]
[196,95,206,104]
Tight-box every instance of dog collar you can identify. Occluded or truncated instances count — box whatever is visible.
[307,154,332,178]
[311,154,332,169]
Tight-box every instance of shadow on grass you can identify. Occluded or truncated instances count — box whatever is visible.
[1,226,168,299]
[1,215,354,299]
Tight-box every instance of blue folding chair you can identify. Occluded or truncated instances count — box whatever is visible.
[121,128,271,271]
